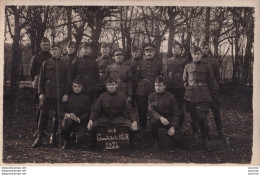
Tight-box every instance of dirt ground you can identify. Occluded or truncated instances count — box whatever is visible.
[2,85,253,164]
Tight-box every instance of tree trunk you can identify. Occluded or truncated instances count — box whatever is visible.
[204,7,211,45]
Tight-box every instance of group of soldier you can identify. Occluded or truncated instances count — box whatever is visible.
[29,36,224,151]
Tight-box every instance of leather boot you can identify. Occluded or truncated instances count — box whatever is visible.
[32,138,43,148]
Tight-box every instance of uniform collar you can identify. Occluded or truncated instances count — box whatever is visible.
[108,91,118,96]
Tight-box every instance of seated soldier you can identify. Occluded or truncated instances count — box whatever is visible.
[87,77,138,148]
[61,77,91,149]
[148,76,181,149]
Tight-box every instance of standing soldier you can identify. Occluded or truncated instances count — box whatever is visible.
[201,41,224,140]
[126,45,143,106]
[96,42,115,97]
[61,40,78,66]
[148,76,180,149]
[104,48,132,99]
[166,41,189,131]
[135,43,162,130]
[30,37,52,138]
[71,42,99,104]
[183,46,219,150]
[32,42,71,148]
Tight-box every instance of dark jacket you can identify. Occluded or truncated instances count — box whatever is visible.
[71,55,100,93]
[38,57,71,98]
[166,55,189,89]
[61,53,77,66]
[135,58,163,96]
[30,51,52,80]
[90,92,137,122]
[148,92,180,127]
[201,55,220,82]
[183,61,219,102]
[104,63,133,96]
[62,92,91,124]
[96,55,115,73]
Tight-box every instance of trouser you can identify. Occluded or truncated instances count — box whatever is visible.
[167,88,186,129]
[210,92,222,133]
[62,117,87,143]
[33,89,40,128]
[185,101,210,141]
[92,116,132,129]
[37,97,62,140]
[136,96,148,130]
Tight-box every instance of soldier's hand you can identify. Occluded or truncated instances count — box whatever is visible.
[87,120,93,131]
[168,127,175,136]
[39,94,45,101]
[131,121,138,131]
[160,116,169,125]
[62,94,68,102]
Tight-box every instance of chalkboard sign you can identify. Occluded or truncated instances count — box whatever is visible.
[96,126,129,150]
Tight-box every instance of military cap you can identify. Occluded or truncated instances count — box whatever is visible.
[112,48,125,56]
[143,43,155,51]
[41,37,50,43]
[106,76,118,84]
[172,40,183,49]
[51,42,61,49]
[73,77,84,85]
[101,42,111,48]
[131,45,141,52]
[191,45,202,54]
[155,76,166,84]
[82,42,93,48]
[67,40,76,47]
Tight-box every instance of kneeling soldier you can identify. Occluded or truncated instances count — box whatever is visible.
[148,76,180,149]
[183,46,219,150]
[61,78,91,149]
[87,77,138,148]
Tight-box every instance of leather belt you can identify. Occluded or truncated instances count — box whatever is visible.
[189,82,208,86]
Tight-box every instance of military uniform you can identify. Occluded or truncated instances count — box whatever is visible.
[90,91,137,129]
[61,53,77,66]
[29,51,52,133]
[96,55,115,96]
[166,55,189,129]
[71,55,100,104]
[61,91,91,147]
[148,92,180,142]
[183,61,218,143]
[36,57,71,144]
[201,55,223,138]
[104,62,132,96]
[135,58,162,129]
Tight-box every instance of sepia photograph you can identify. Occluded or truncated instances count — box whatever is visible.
[1,0,258,166]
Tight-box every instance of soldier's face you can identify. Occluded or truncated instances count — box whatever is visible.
[72,83,83,94]
[114,51,124,63]
[202,46,210,56]
[172,45,182,56]
[144,47,155,60]
[101,47,110,57]
[67,46,76,55]
[41,42,50,52]
[132,50,142,59]
[155,82,166,94]
[50,47,61,58]
[106,82,118,93]
[192,51,202,62]
[82,47,92,56]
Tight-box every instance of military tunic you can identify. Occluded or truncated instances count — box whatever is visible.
[61,92,91,143]
[104,63,133,96]
[96,56,115,96]
[201,56,223,135]
[90,92,137,129]
[37,57,71,139]
[71,55,100,103]
[61,53,77,66]
[134,58,162,129]
[183,61,218,141]
[29,51,52,129]
[148,92,180,128]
